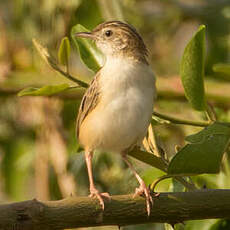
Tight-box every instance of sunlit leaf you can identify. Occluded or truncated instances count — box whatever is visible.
[165,223,184,230]
[33,38,55,66]
[18,84,70,97]
[164,223,174,230]
[168,122,230,175]
[71,24,104,72]
[58,37,71,66]
[180,25,206,111]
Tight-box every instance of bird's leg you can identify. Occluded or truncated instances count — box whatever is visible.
[85,150,110,210]
[122,153,153,216]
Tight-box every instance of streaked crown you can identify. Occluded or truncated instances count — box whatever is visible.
[76,21,148,63]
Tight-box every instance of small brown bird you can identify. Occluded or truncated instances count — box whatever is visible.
[75,21,156,215]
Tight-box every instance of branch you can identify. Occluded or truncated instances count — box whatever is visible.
[48,59,88,88]
[1,190,230,229]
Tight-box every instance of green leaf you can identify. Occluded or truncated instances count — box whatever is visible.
[164,223,175,230]
[58,37,70,66]
[168,122,230,175]
[71,24,104,72]
[182,220,217,230]
[180,25,206,111]
[128,148,168,172]
[165,223,185,230]
[18,84,70,97]
[209,220,230,230]
[33,38,55,66]
[185,122,230,143]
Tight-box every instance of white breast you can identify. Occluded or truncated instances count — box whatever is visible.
[81,57,156,153]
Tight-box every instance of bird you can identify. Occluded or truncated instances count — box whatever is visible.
[75,21,156,216]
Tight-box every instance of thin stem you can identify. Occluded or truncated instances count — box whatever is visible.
[48,57,89,88]
[150,175,197,192]
[153,111,211,127]
[150,175,173,191]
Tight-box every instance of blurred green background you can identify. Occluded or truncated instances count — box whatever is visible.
[1,0,230,229]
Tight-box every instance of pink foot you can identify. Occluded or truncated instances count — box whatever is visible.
[89,187,111,210]
[133,181,153,216]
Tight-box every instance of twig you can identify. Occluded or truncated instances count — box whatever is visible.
[153,111,211,127]
[150,175,197,191]
[47,57,88,88]
[32,38,89,88]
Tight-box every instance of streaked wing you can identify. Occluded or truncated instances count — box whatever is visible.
[76,72,101,137]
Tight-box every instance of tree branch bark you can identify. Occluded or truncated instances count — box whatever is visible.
[1,189,230,230]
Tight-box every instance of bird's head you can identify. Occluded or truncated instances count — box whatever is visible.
[75,21,148,63]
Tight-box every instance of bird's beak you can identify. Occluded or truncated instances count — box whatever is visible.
[75,32,96,40]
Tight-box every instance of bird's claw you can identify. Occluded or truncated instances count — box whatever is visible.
[133,182,153,216]
[89,188,111,210]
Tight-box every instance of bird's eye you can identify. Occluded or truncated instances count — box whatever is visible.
[105,30,113,37]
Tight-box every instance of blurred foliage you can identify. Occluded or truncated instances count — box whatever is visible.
[1,1,230,230]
